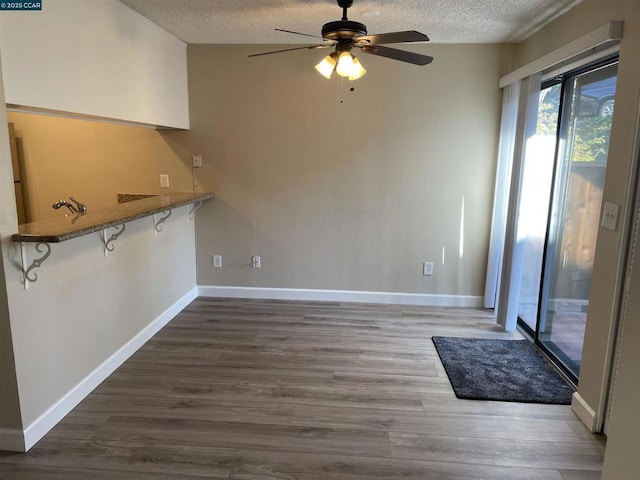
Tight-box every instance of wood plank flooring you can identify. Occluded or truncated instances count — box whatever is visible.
[0,298,605,479]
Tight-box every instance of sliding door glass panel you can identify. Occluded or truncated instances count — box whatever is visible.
[515,84,560,331]
[539,63,618,377]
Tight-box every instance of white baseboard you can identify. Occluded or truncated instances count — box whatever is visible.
[572,392,598,432]
[198,285,483,307]
[0,427,25,452]
[8,287,198,452]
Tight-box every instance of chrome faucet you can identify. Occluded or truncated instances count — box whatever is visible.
[52,200,78,213]
[69,196,87,213]
[52,197,88,214]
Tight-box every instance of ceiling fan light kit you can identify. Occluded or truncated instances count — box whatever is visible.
[315,51,366,80]
[314,52,338,79]
[249,0,433,82]
[347,56,366,81]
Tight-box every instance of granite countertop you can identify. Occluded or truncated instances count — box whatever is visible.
[12,192,214,243]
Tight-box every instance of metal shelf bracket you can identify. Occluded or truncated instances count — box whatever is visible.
[153,210,172,235]
[102,224,126,258]
[20,242,52,291]
[187,201,204,223]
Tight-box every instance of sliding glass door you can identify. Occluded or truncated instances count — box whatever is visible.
[537,63,618,378]
[515,59,618,382]
[515,83,560,332]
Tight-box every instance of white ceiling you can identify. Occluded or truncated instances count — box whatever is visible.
[119,0,582,44]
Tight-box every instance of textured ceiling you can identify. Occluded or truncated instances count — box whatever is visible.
[119,0,582,44]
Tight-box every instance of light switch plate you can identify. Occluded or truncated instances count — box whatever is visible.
[601,201,620,231]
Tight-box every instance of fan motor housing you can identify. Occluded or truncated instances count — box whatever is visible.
[322,20,367,40]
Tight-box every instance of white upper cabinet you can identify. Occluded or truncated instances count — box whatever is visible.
[0,0,189,129]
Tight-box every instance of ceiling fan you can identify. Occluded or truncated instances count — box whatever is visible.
[248,0,433,81]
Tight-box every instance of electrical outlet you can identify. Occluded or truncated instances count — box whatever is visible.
[192,154,203,168]
[251,256,261,268]
[213,255,222,268]
[160,174,170,188]
[423,261,434,276]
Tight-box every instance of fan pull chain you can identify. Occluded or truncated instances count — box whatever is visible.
[339,78,356,104]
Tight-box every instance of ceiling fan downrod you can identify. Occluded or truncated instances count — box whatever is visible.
[322,0,367,41]
[337,0,353,21]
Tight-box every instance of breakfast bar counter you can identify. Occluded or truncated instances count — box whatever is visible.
[12,192,214,243]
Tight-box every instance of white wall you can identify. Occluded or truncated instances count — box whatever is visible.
[0,52,23,446]
[0,0,198,451]
[0,107,199,443]
[2,206,197,447]
[0,0,189,128]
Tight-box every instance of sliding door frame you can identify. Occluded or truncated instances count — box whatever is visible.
[517,55,620,384]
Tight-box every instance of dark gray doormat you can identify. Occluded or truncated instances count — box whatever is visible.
[432,337,574,404]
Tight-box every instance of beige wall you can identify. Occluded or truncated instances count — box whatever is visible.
[181,43,508,298]
[515,0,628,70]
[515,0,640,432]
[7,112,195,223]
[601,196,640,480]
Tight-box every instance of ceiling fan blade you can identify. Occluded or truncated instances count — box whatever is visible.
[248,44,331,58]
[355,30,429,45]
[275,28,326,40]
[360,45,433,66]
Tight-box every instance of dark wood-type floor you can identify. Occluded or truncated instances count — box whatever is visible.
[0,298,605,479]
